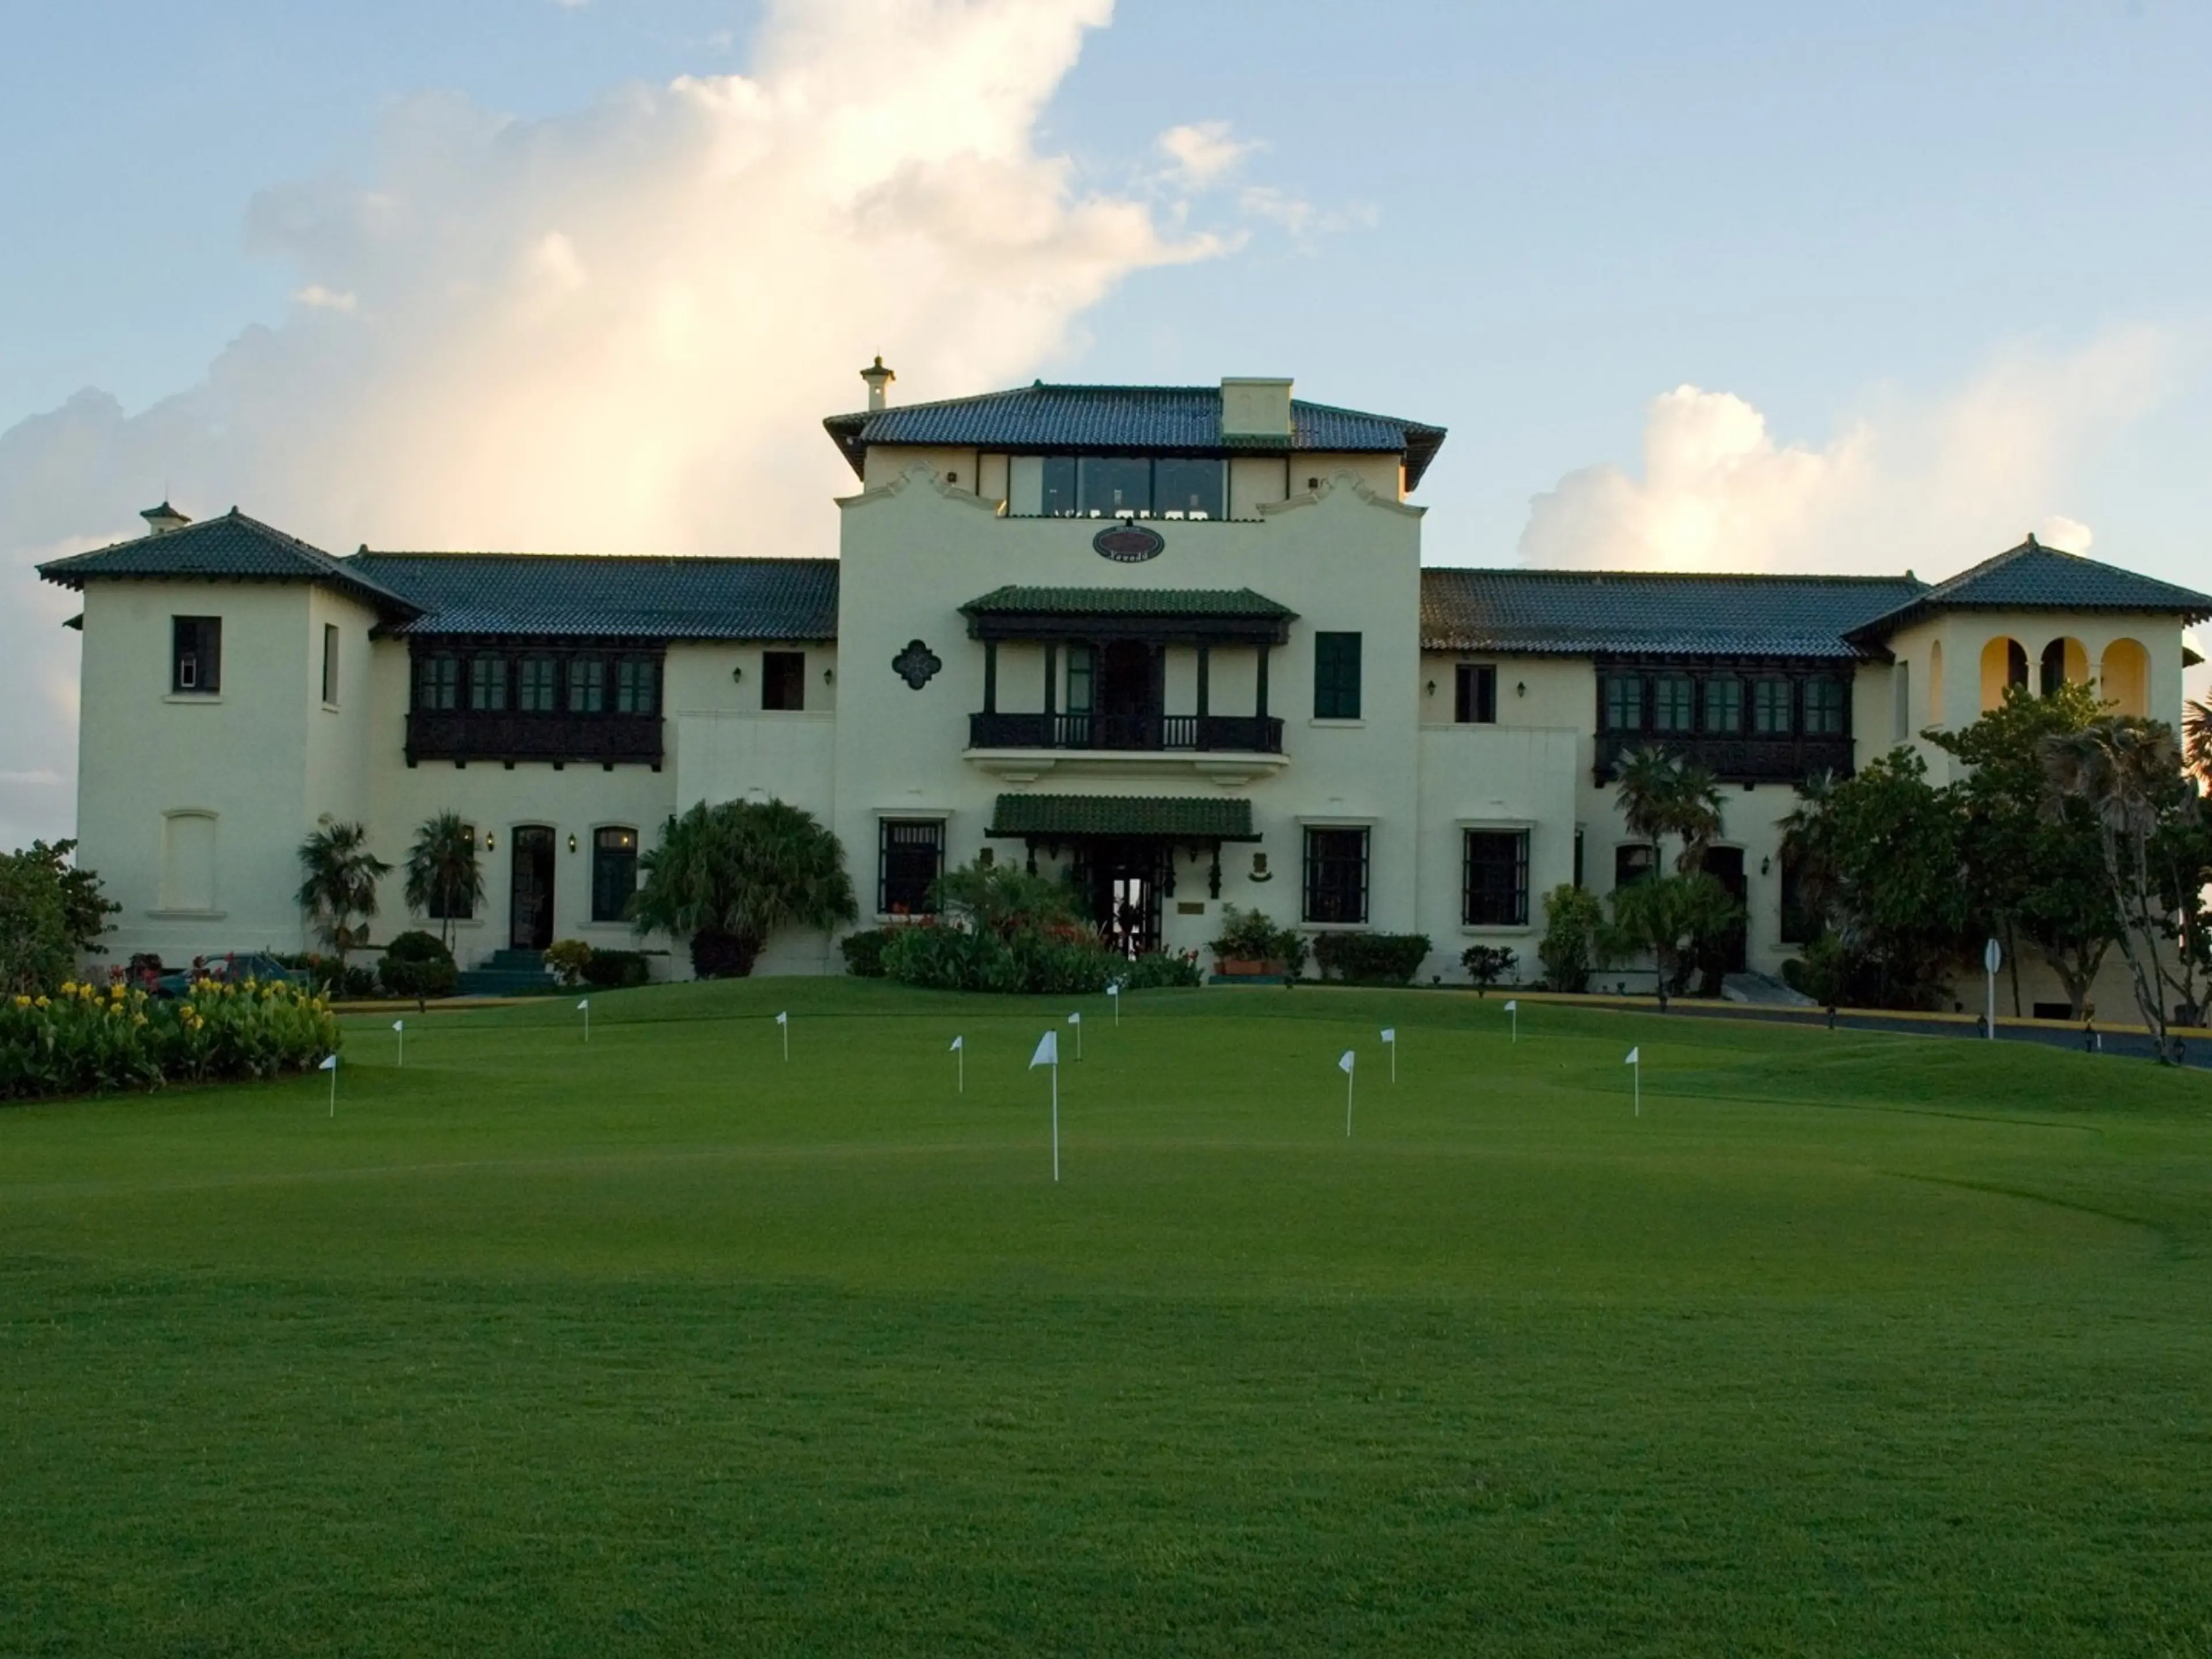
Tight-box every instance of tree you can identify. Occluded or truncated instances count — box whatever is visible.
[403,812,485,950]
[1777,770,1842,941]
[1607,872,1740,1010]
[0,854,73,995]
[1800,751,1968,1009]
[1931,683,2119,1018]
[931,860,1084,941]
[1460,944,1517,994]
[1536,882,1607,993]
[631,799,857,978]
[1612,746,1725,873]
[295,820,391,970]
[2186,697,2211,786]
[1,842,118,984]
[2044,717,2212,1062]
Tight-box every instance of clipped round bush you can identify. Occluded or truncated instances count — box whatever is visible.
[379,930,457,1002]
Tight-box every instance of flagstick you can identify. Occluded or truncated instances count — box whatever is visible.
[1051,1058,1060,1183]
[329,1060,338,1118]
[957,1041,964,1094]
[1634,1057,1641,1117]
[1346,1066,1355,1138]
[781,1013,789,1062]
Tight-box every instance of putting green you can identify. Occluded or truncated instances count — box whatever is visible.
[3,979,2207,1654]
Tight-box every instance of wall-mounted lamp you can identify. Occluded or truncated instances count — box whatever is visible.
[1516,681,1527,698]
[1760,857,1771,877]
[730,665,744,684]
[1425,679,1437,697]
[823,667,835,684]
[483,831,497,852]
[568,833,579,854]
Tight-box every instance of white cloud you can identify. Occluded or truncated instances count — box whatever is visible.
[1517,327,2176,577]
[0,0,1229,853]
[1157,120,1258,188]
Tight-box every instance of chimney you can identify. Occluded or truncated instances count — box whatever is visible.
[860,355,896,413]
[1220,377,1293,441]
[141,501,191,536]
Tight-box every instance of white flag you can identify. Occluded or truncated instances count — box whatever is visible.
[1338,1050,1355,1074]
[949,1035,963,1052]
[391,1020,404,1032]
[1107,982,1122,997]
[318,1054,339,1071]
[776,1011,789,1026]
[577,998,590,1011]
[1380,1028,1396,1044]
[1067,1011,1081,1026]
[1503,1000,1518,1012]
[1030,1030,1059,1068]
[1625,1047,1640,1065]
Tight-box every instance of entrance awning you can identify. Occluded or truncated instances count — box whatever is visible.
[961,586,1296,644]
[987,794,1259,842]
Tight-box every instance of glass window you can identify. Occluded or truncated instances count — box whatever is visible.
[417,653,459,711]
[616,657,657,715]
[1065,644,1094,715]
[1078,456,1152,517]
[321,625,339,706]
[1703,677,1742,733]
[1752,679,1793,734]
[1802,678,1847,736]
[762,650,806,711]
[1455,664,1497,724]
[171,616,222,695]
[1463,830,1530,926]
[591,827,638,923]
[1614,844,1656,889]
[1603,674,1643,732]
[569,657,605,714]
[1303,827,1369,925]
[1653,676,1695,733]
[1040,456,1078,517]
[1313,632,1362,719]
[1154,458,1224,520]
[517,656,558,713]
[469,654,507,711]
[879,819,945,915]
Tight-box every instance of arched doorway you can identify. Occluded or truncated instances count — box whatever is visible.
[2100,638,2149,716]
[1979,637,2027,711]
[2040,637,2088,696]
[510,825,556,950]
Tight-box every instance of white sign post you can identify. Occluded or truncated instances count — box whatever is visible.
[1626,1046,1641,1116]
[1983,938,2001,1040]
[1339,1050,1356,1137]
[1030,1029,1061,1181]
[1381,1027,1397,1083]
[1503,999,1518,1043]
[950,1034,964,1094]
[392,1019,404,1067]
[776,1010,790,1060]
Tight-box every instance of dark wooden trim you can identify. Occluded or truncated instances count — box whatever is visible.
[965,612,1292,646]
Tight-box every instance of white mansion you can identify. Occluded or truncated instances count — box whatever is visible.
[38,366,2212,1007]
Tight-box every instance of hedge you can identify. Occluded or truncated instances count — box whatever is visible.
[1310,931,1433,986]
[2,975,340,1101]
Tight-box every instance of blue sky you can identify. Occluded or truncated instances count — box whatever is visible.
[2,0,2207,843]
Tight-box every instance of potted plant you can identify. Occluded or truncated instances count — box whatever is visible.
[1208,906,1307,978]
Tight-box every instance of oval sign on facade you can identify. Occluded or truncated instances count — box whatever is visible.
[1092,522,1165,563]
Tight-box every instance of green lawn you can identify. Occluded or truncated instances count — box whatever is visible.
[3,980,2209,1656]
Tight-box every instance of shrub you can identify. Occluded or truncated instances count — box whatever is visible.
[544,939,595,988]
[1207,907,1308,971]
[1312,931,1432,986]
[581,950,650,990]
[1460,944,1518,993]
[1,975,340,1101]
[380,930,459,1003]
[1536,884,1606,993]
[838,927,895,978]
[1,840,117,995]
[880,918,1119,995]
[632,800,857,979]
[277,953,380,1000]
[1117,950,1203,990]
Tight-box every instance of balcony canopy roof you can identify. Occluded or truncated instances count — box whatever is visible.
[987,794,1259,843]
[961,585,1296,645]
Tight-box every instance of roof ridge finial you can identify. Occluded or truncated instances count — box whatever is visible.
[2024,529,2040,550]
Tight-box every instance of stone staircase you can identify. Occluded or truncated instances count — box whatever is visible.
[1721,969,1818,1008]
[457,948,561,998]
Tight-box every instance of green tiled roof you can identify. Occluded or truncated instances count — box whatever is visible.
[1847,536,2212,641]
[988,794,1259,840]
[37,508,418,618]
[824,382,1447,488]
[348,552,839,641]
[1420,568,1922,660]
[962,586,1294,619]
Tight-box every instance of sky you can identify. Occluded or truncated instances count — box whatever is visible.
[3,0,2209,850]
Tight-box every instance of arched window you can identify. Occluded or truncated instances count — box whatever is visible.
[2100,638,2149,717]
[1979,637,2027,711]
[160,811,218,913]
[2040,637,2089,696]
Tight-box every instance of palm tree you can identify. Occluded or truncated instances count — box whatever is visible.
[631,799,857,978]
[404,812,484,950]
[1778,770,1841,935]
[295,819,392,971]
[2186,697,2211,786]
[1671,760,1725,874]
[1613,747,1726,873]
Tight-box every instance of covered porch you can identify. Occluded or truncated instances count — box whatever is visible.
[987,793,1259,956]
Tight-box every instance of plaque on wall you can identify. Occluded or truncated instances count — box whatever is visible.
[1092,522,1165,563]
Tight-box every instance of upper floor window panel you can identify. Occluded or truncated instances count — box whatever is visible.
[171,616,221,695]
[1028,456,1225,520]
[418,653,460,711]
[1313,632,1362,720]
[1602,673,1643,732]
[1653,675,1695,734]
[762,650,806,712]
[517,656,559,714]
[1802,677,1847,736]
[615,657,658,716]
[1751,678,1793,734]
[1454,664,1497,725]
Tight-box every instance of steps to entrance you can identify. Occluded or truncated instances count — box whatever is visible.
[457,949,561,998]
[1721,970,1817,1008]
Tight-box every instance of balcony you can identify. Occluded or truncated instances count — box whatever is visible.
[1593,731,1854,786]
[407,710,664,767]
[965,710,1287,787]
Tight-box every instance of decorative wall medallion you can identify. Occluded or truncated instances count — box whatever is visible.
[892,639,942,690]
[1092,521,1165,563]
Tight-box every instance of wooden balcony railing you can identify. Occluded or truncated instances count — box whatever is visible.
[406,710,664,766]
[1592,731,1854,786]
[969,711,1284,755]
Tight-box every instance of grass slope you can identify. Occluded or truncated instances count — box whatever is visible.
[3,980,2209,1656]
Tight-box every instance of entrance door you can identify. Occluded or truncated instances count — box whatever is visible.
[510,825,556,950]
[1702,846,1749,975]
[1080,839,1165,956]
[1096,641,1159,749]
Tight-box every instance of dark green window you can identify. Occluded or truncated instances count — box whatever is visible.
[1304,827,1369,924]
[1653,676,1695,733]
[1065,645,1094,714]
[1802,678,1847,735]
[591,827,638,923]
[1313,632,1362,719]
[517,657,558,713]
[416,653,459,711]
[1703,677,1742,733]
[1463,830,1530,926]
[616,658,658,715]
[570,658,605,714]
[469,655,507,711]
[1455,664,1497,724]
[1752,679,1792,734]
[879,820,945,915]
[171,616,222,695]
[1603,674,1643,732]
